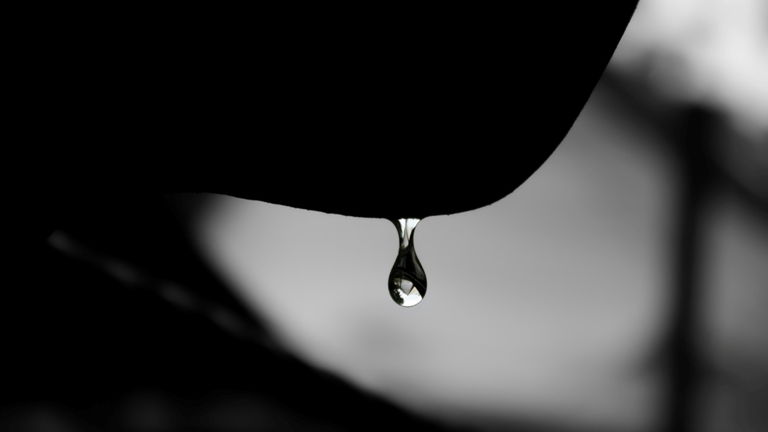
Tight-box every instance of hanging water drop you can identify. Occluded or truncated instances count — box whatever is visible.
[388,218,427,307]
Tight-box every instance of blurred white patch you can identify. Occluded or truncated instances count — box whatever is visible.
[612,0,768,136]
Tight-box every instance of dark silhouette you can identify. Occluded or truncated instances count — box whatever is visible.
[28,4,637,218]
[7,4,639,430]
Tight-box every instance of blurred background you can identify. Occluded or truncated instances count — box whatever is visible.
[5,1,767,431]
[186,1,767,430]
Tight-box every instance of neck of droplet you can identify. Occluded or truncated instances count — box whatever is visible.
[394,218,420,250]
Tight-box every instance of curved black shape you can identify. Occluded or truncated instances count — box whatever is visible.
[32,3,638,218]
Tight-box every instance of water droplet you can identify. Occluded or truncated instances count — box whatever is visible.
[388,218,427,307]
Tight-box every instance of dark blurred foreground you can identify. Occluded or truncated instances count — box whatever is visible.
[3,195,468,432]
